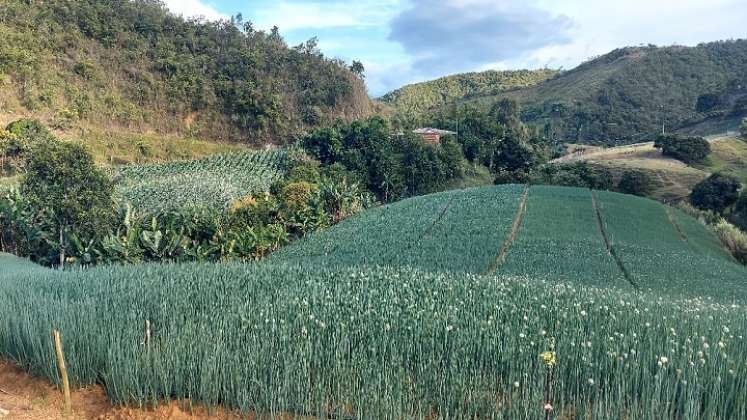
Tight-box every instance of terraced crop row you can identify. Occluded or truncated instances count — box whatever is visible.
[274,185,525,273]
[279,185,746,302]
[595,191,747,300]
[500,186,631,289]
[113,150,287,211]
[1,262,746,419]
[273,188,460,266]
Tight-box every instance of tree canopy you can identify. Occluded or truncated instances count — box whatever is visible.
[21,140,114,268]
[654,134,711,164]
[0,0,370,142]
[690,173,742,213]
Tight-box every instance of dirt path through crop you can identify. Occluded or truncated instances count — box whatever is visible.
[665,207,688,242]
[590,191,639,290]
[486,185,529,273]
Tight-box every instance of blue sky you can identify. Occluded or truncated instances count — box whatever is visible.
[164,0,747,97]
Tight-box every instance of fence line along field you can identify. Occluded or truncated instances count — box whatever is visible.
[2,186,747,419]
[112,149,288,211]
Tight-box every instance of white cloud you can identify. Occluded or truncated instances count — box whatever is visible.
[250,1,401,32]
[529,0,747,69]
[162,0,227,21]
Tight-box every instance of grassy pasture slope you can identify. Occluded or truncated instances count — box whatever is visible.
[550,137,747,201]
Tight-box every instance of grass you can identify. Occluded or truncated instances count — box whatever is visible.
[69,129,248,166]
[554,137,747,202]
[699,137,747,183]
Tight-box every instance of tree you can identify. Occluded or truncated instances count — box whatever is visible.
[618,170,654,197]
[21,141,114,269]
[654,134,711,164]
[740,118,747,140]
[690,173,741,213]
[350,61,365,80]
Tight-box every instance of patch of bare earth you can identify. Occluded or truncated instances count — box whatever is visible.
[0,360,252,420]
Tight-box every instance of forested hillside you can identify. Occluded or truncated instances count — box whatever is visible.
[386,41,747,146]
[380,69,557,127]
[0,0,371,144]
[479,41,747,145]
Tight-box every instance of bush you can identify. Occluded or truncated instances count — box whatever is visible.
[654,134,711,164]
[740,118,747,140]
[731,191,747,231]
[529,162,614,190]
[690,173,741,213]
[617,170,654,196]
[713,220,747,265]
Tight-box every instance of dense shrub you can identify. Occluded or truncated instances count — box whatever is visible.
[302,117,466,202]
[713,220,747,265]
[617,170,654,197]
[731,191,747,231]
[654,134,711,164]
[529,162,614,190]
[690,173,741,213]
[0,0,368,142]
[740,118,747,140]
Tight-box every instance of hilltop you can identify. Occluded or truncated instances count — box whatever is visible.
[0,0,371,144]
[385,40,747,145]
[379,69,557,126]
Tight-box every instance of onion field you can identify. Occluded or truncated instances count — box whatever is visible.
[595,191,747,300]
[1,261,746,419]
[113,150,287,211]
[500,186,630,289]
[2,185,747,419]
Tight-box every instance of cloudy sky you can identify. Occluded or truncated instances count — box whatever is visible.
[163,0,746,96]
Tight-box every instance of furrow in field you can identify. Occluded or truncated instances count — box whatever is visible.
[382,185,525,273]
[486,185,529,273]
[594,190,747,300]
[591,190,639,290]
[271,189,459,267]
[499,186,631,289]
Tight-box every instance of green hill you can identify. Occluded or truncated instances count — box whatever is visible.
[379,69,558,125]
[477,41,747,145]
[2,185,747,418]
[385,40,747,145]
[275,184,745,299]
[0,0,371,144]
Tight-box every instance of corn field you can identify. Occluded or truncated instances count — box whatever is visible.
[113,150,287,211]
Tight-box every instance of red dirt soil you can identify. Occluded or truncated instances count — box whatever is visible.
[0,360,250,420]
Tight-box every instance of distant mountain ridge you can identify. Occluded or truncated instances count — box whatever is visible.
[0,0,372,144]
[384,40,747,146]
[379,69,558,125]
